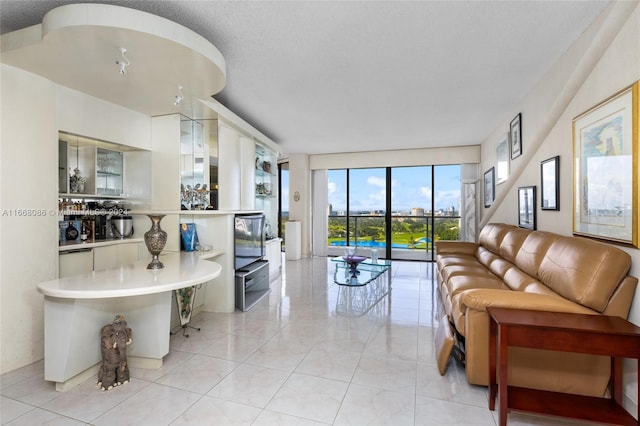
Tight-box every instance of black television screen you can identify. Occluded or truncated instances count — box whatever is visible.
[234,214,265,270]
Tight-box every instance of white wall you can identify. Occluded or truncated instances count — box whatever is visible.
[1,65,57,374]
[480,1,640,410]
[217,122,242,210]
[288,153,312,258]
[0,63,153,374]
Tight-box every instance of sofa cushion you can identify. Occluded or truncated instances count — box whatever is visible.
[498,227,530,263]
[538,236,632,312]
[475,247,503,268]
[478,223,515,255]
[514,231,557,278]
[502,267,541,292]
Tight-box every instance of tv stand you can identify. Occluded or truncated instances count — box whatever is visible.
[235,260,270,311]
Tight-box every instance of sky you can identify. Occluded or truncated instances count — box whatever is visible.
[280,165,461,213]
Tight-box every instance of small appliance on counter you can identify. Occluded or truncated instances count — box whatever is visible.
[111,215,134,239]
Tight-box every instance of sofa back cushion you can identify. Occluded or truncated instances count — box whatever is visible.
[514,231,558,278]
[478,223,515,255]
[499,228,530,263]
[538,236,632,312]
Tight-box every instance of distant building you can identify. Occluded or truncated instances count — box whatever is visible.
[411,208,425,216]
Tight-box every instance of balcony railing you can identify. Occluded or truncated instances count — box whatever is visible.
[328,214,460,261]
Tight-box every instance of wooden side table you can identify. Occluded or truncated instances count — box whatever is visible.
[488,307,640,426]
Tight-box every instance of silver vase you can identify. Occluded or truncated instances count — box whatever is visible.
[144,215,167,269]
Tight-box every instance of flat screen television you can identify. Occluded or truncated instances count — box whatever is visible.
[234,213,266,270]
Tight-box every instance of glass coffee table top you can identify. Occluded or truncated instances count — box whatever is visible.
[331,257,391,286]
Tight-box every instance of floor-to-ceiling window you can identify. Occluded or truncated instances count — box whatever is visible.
[390,166,433,261]
[278,162,289,250]
[327,164,461,261]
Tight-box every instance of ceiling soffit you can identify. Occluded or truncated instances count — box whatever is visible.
[0,3,226,118]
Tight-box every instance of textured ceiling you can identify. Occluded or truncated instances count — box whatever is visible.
[0,0,611,156]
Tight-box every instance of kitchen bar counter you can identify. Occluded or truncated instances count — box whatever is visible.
[38,252,221,298]
[37,252,221,391]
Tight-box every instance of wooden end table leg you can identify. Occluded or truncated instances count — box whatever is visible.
[611,356,623,405]
[498,324,508,426]
[489,317,497,410]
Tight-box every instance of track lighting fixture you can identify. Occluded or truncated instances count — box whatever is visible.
[174,85,184,105]
[116,47,130,75]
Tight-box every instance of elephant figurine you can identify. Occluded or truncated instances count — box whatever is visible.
[97,315,132,391]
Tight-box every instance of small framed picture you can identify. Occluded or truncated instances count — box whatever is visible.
[484,167,495,208]
[540,156,559,211]
[495,135,509,185]
[510,113,522,159]
[518,186,536,230]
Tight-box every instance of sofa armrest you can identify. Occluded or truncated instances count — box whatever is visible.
[435,241,478,255]
[460,288,597,315]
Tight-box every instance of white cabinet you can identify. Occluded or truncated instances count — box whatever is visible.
[64,241,142,275]
[58,249,93,278]
[265,238,282,280]
[285,221,302,260]
[93,246,117,271]
[58,130,151,199]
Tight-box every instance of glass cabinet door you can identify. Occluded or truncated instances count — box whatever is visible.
[96,148,123,196]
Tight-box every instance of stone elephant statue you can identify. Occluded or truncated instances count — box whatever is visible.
[97,315,132,391]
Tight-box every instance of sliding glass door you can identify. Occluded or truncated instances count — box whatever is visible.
[327,164,461,261]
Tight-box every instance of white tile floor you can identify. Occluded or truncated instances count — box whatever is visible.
[1,257,591,425]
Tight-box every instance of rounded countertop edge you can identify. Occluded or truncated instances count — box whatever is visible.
[38,253,222,299]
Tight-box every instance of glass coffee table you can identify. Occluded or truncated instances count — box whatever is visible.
[331,257,391,316]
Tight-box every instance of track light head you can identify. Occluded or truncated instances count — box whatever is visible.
[116,47,130,75]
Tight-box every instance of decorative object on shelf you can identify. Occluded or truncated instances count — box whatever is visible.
[483,167,495,208]
[256,182,272,196]
[573,81,638,246]
[510,113,522,159]
[518,186,536,230]
[262,161,272,174]
[180,223,199,252]
[541,156,559,211]
[495,134,509,185]
[97,314,132,391]
[69,168,87,193]
[180,183,211,209]
[144,214,167,269]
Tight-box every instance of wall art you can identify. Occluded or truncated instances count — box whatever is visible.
[573,82,638,246]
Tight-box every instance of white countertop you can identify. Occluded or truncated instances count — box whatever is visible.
[38,252,221,299]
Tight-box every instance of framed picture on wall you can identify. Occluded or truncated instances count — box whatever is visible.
[510,113,522,159]
[495,135,509,185]
[573,81,639,246]
[518,186,536,230]
[484,167,495,208]
[541,156,559,211]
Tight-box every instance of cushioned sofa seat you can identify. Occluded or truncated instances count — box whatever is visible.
[436,223,638,397]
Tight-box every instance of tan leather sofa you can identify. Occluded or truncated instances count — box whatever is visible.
[436,223,638,397]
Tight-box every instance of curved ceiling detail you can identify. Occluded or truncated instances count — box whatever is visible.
[1,3,226,117]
